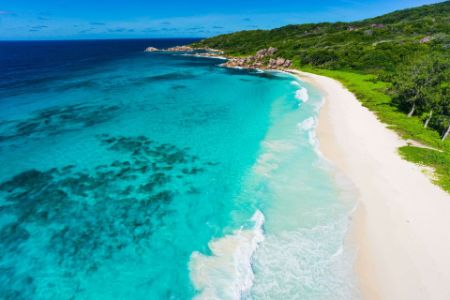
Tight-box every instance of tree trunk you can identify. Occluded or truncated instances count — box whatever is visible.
[442,122,450,141]
[424,110,433,128]
[408,103,416,117]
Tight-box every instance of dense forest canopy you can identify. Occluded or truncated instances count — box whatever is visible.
[194,1,450,138]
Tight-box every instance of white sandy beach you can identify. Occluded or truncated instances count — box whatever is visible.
[290,70,450,300]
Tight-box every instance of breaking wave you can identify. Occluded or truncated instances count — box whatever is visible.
[189,210,265,300]
[295,87,309,103]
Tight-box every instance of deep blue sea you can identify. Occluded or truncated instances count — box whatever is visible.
[0,39,358,299]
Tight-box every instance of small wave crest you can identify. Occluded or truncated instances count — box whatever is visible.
[189,210,265,300]
[291,80,301,87]
[295,87,309,103]
[253,140,295,176]
[298,117,315,131]
[297,117,319,151]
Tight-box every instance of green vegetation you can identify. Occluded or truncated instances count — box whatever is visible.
[305,68,450,192]
[305,68,450,151]
[399,146,450,192]
[193,1,450,191]
[388,55,449,137]
[194,2,449,73]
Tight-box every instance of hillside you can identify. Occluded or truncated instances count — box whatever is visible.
[194,1,449,73]
[193,1,450,192]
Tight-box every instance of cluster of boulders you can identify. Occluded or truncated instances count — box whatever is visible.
[268,57,292,69]
[166,45,194,52]
[144,45,292,70]
[256,47,278,58]
[222,47,292,70]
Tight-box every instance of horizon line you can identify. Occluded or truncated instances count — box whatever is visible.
[0,37,206,42]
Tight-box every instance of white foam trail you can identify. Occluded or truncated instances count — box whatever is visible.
[295,87,309,103]
[253,140,295,176]
[308,130,318,151]
[291,80,301,87]
[297,117,320,152]
[189,210,265,300]
[250,219,359,300]
[298,117,315,131]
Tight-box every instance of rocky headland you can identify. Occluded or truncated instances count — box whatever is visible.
[145,45,291,70]
[220,47,292,70]
[144,47,159,52]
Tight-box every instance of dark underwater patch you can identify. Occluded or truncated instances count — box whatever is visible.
[142,72,194,81]
[171,84,187,90]
[176,59,219,67]
[0,134,219,296]
[128,72,198,88]
[0,104,122,142]
[53,79,98,92]
[178,106,229,127]
[221,67,285,80]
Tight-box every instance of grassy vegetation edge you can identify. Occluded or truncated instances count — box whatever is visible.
[299,67,450,193]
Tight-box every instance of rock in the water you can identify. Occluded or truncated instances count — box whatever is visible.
[145,47,159,52]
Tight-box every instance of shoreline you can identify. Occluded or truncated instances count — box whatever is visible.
[290,69,450,300]
[168,50,450,297]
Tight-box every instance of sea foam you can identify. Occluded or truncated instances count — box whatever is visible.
[297,117,320,152]
[189,210,265,300]
[253,140,295,176]
[295,87,309,103]
[298,117,315,131]
[250,218,359,300]
[291,80,301,87]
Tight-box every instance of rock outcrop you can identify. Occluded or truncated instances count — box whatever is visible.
[420,36,432,43]
[144,47,159,52]
[166,45,194,52]
[255,47,278,59]
[222,47,291,70]
[371,23,385,29]
[143,45,291,70]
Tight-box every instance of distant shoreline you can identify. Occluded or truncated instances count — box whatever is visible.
[291,69,450,300]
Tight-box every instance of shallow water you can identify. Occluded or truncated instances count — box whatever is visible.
[0,40,358,299]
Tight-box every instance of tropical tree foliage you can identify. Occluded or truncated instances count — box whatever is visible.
[390,55,449,138]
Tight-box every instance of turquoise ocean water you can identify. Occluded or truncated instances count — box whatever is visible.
[0,40,358,299]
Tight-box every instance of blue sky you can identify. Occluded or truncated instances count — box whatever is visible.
[0,0,441,40]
